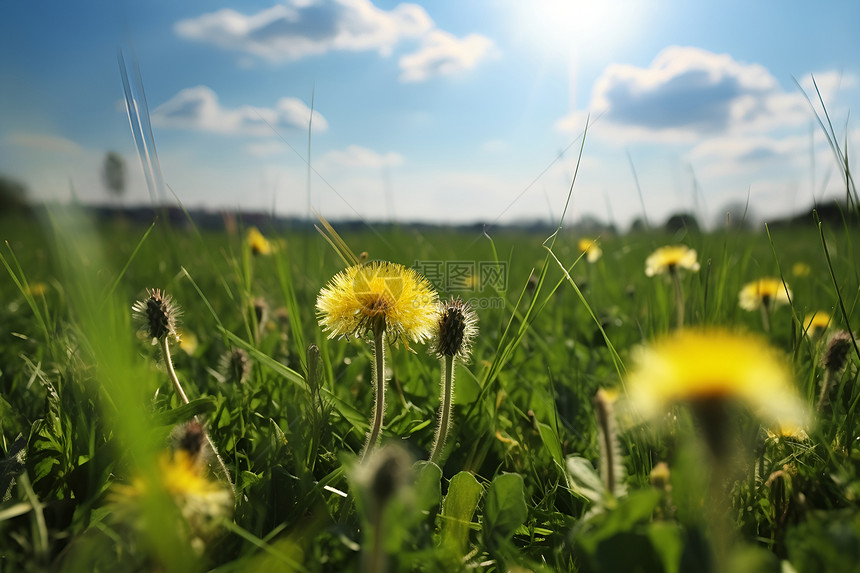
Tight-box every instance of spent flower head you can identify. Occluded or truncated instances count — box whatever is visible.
[219,348,252,384]
[578,238,603,263]
[432,297,478,361]
[738,278,792,311]
[625,328,808,432]
[645,245,700,277]
[823,331,853,374]
[316,261,439,344]
[133,288,181,345]
[351,442,414,512]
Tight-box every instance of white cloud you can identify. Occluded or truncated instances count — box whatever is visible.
[5,132,83,154]
[174,0,433,62]
[175,1,495,82]
[246,141,291,158]
[398,30,496,83]
[687,134,813,181]
[317,145,404,169]
[557,46,810,143]
[151,86,328,136]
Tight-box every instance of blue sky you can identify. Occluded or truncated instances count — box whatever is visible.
[1,0,858,228]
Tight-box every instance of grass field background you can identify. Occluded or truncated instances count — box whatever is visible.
[1,206,859,572]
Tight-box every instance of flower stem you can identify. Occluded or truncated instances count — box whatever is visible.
[670,268,685,329]
[760,303,772,333]
[817,370,836,413]
[362,323,387,461]
[160,337,235,496]
[430,354,456,465]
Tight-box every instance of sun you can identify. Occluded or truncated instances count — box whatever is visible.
[513,0,644,57]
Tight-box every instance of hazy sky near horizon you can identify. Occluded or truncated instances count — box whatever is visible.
[1,1,858,228]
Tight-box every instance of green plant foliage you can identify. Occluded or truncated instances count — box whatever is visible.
[1,205,859,571]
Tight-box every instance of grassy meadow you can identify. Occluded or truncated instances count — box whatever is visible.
[1,206,859,572]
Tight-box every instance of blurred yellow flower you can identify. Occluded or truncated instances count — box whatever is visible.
[114,450,226,501]
[177,329,199,355]
[26,282,47,297]
[316,261,439,343]
[803,312,831,337]
[765,422,809,442]
[578,238,602,263]
[626,329,808,430]
[645,245,700,277]
[112,449,232,549]
[738,278,791,311]
[791,262,811,277]
[246,226,272,256]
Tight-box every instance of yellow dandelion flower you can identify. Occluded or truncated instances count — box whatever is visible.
[791,262,811,277]
[803,312,831,336]
[578,238,603,263]
[738,278,791,311]
[114,450,225,501]
[626,329,808,430]
[316,261,438,343]
[645,245,700,277]
[246,226,272,256]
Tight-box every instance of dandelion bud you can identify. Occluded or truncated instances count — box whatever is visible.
[220,348,251,384]
[823,331,852,374]
[306,344,322,397]
[253,297,268,328]
[174,420,207,463]
[353,443,413,511]
[132,288,180,344]
[433,298,478,361]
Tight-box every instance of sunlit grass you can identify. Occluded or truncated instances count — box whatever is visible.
[0,204,859,571]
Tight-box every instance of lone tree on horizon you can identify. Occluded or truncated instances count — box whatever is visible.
[102,151,126,204]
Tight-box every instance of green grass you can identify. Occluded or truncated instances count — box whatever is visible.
[1,207,859,572]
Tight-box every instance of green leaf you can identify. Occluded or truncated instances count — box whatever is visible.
[566,455,605,505]
[321,388,368,434]
[441,471,484,556]
[483,472,527,545]
[0,436,27,502]
[414,461,443,513]
[647,522,684,573]
[152,397,217,427]
[537,421,564,467]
